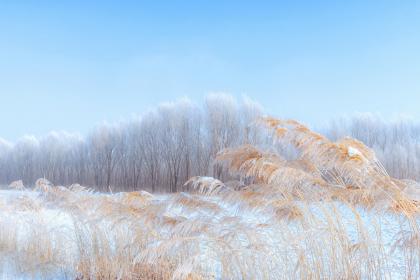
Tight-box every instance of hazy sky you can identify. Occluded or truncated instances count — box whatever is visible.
[1,1,420,141]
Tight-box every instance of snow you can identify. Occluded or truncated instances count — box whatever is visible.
[0,188,418,279]
[348,146,363,158]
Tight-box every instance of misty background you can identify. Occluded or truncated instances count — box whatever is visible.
[1,1,420,141]
[1,2,420,191]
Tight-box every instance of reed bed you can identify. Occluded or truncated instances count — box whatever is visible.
[0,118,419,279]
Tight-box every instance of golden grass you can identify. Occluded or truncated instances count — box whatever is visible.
[0,117,418,279]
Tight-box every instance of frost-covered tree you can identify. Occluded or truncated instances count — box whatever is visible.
[0,94,264,192]
[4,99,420,191]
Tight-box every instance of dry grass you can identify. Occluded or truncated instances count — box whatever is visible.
[0,117,419,279]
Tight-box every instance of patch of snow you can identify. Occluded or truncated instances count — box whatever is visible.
[348,146,363,158]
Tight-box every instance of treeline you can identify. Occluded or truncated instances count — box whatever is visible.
[325,113,420,181]
[2,96,420,192]
[0,94,263,192]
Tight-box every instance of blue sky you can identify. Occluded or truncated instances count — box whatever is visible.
[1,1,420,141]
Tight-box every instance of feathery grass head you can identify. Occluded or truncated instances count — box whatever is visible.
[8,180,25,190]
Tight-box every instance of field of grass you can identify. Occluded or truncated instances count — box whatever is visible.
[0,118,419,279]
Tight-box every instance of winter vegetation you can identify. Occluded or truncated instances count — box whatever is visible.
[325,114,420,181]
[2,97,420,192]
[0,95,419,279]
[0,94,263,193]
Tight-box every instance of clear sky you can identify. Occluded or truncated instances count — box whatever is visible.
[1,1,420,141]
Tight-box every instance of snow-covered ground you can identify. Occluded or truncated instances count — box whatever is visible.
[0,186,418,279]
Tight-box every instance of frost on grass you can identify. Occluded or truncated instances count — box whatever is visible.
[8,180,25,190]
[0,118,419,280]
